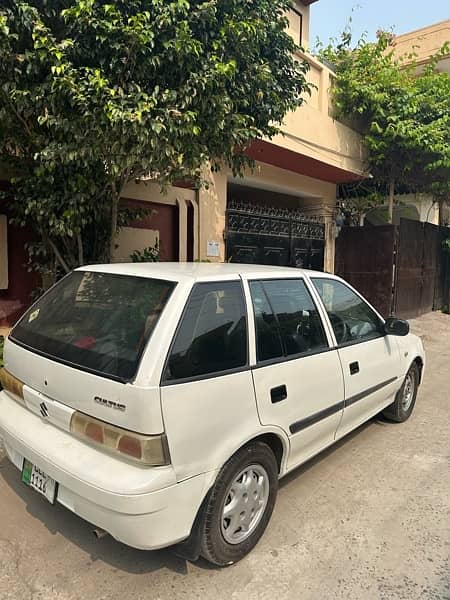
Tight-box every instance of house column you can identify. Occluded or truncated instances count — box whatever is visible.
[191,198,200,260]
[176,197,188,262]
[322,197,337,274]
[323,216,335,273]
[0,215,7,290]
[198,167,227,262]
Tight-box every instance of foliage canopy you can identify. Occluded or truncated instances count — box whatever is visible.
[0,0,310,274]
[318,30,450,222]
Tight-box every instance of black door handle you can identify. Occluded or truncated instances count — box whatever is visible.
[271,385,288,404]
[349,361,360,375]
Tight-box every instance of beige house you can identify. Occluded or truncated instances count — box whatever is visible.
[117,0,367,273]
[393,19,450,75]
[388,20,450,226]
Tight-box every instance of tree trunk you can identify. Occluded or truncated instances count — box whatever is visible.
[77,233,84,266]
[47,238,70,273]
[387,177,395,224]
[109,184,119,263]
[438,196,448,227]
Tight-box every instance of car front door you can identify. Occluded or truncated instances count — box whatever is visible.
[246,277,345,471]
[311,277,402,439]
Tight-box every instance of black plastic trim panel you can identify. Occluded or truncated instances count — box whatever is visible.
[289,376,398,435]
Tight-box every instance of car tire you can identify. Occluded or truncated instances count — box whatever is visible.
[382,362,419,423]
[199,442,278,567]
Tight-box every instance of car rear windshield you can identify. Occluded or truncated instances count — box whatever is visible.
[11,271,176,381]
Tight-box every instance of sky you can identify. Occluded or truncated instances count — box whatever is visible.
[309,0,450,48]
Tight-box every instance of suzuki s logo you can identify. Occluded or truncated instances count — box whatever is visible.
[40,402,49,418]
[94,396,126,412]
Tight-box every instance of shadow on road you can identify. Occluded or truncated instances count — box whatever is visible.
[279,417,385,489]
[0,416,387,576]
[0,455,190,575]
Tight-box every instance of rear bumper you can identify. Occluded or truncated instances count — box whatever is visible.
[0,391,213,550]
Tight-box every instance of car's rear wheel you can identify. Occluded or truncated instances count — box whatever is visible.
[383,362,419,423]
[199,442,278,566]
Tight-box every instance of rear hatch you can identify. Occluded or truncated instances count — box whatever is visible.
[4,270,175,438]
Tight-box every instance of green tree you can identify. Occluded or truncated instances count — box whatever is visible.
[0,0,311,273]
[318,31,450,223]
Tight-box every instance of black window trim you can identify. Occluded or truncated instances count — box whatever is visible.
[248,277,333,367]
[332,331,386,349]
[310,276,387,350]
[160,278,250,386]
[10,271,177,384]
[252,344,335,371]
[249,280,285,362]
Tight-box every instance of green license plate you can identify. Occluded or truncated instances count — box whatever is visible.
[21,459,57,504]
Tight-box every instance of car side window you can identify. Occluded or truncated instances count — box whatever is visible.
[163,281,248,382]
[312,278,384,345]
[250,279,328,362]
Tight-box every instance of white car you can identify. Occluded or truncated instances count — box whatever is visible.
[0,263,425,566]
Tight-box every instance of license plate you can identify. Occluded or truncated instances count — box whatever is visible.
[21,459,57,504]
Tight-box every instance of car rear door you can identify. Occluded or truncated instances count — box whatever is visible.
[311,277,402,439]
[159,279,260,481]
[245,276,345,472]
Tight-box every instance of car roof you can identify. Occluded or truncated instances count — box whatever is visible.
[77,262,335,283]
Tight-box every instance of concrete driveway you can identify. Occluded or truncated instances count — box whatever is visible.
[1,311,449,600]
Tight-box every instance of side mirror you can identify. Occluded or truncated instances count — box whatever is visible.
[384,317,410,337]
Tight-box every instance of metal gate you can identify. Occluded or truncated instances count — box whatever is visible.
[336,219,450,319]
[393,220,442,319]
[226,199,325,270]
[434,229,450,311]
[335,224,396,317]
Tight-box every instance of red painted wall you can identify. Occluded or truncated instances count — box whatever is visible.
[0,196,180,328]
[121,198,179,261]
[0,204,40,328]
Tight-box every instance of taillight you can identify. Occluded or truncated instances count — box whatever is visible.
[70,411,170,466]
[0,368,25,405]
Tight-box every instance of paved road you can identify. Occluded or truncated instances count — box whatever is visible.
[1,311,449,600]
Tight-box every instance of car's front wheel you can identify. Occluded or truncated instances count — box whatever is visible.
[383,362,420,423]
[199,442,278,566]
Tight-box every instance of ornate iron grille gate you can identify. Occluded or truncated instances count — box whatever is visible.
[226,199,325,270]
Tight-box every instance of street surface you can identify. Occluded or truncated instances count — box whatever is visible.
[1,311,449,600]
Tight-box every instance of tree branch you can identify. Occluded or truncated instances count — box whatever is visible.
[46,237,70,273]
[1,91,34,140]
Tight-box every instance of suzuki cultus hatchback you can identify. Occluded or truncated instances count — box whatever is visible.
[0,263,425,566]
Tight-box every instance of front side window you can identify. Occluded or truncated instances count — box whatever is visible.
[11,271,175,381]
[163,281,248,382]
[250,279,328,363]
[312,278,384,345]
